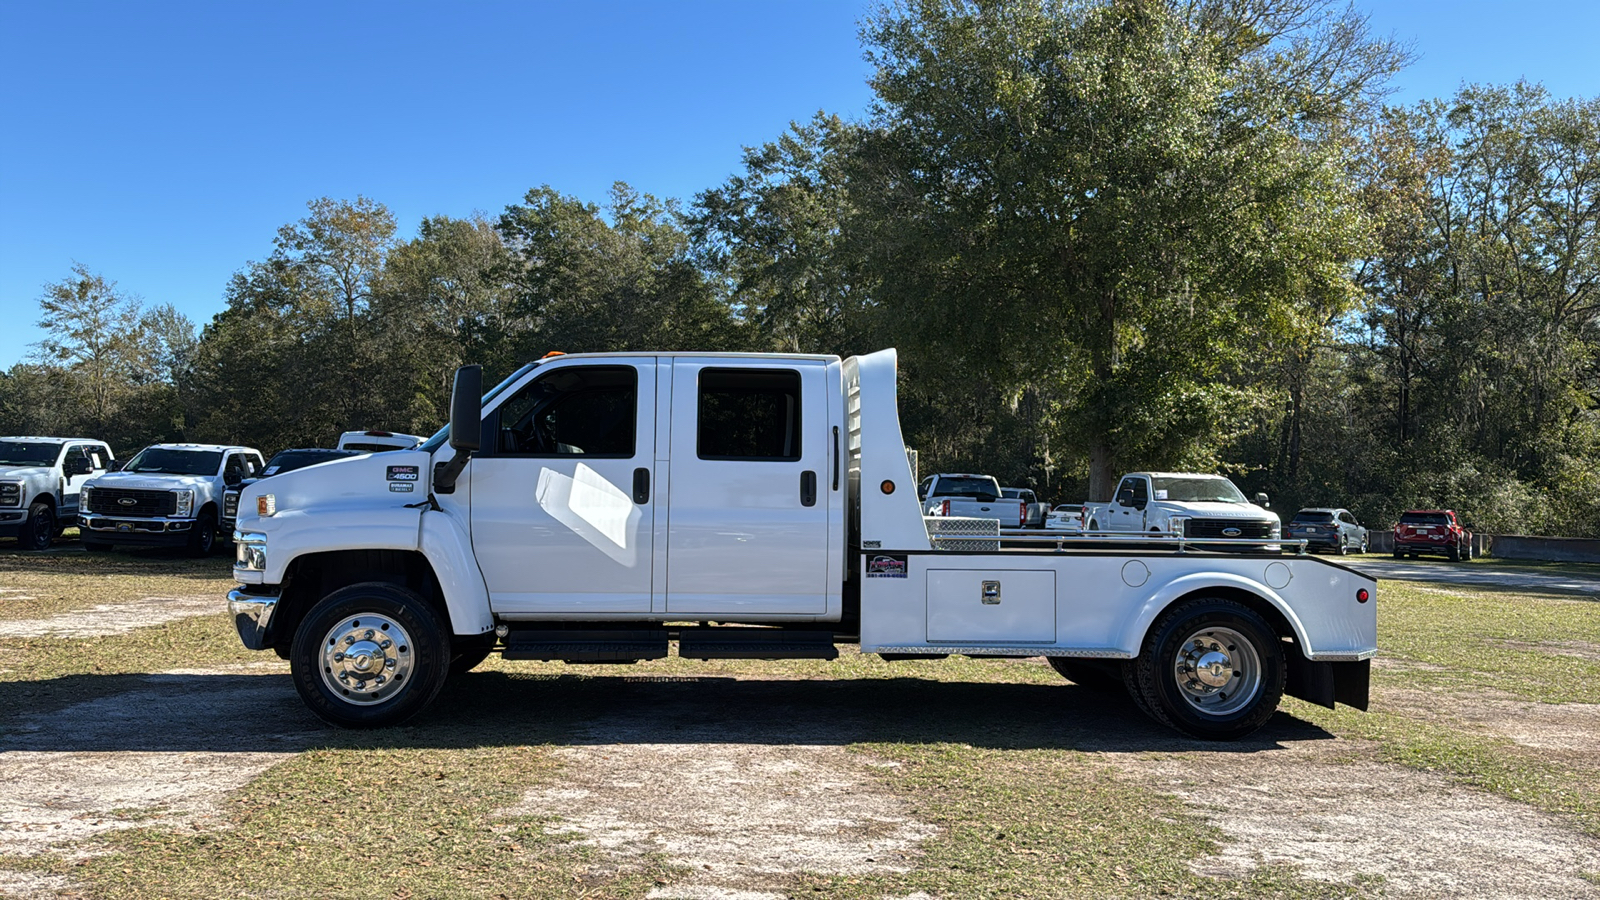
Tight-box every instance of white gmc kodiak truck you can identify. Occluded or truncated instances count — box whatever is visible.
[0,437,116,550]
[1085,472,1282,545]
[81,443,264,556]
[227,350,1375,740]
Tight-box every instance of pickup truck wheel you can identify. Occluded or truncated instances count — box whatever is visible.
[21,502,55,551]
[290,582,450,728]
[449,646,494,676]
[186,510,217,557]
[1128,597,1285,741]
[1047,657,1123,691]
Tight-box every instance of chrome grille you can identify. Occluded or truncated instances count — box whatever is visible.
[86,488,175,518]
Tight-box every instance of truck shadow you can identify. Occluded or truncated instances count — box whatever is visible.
[3,671,1335,755]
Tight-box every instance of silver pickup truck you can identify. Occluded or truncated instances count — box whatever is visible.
[918,472,1026,527]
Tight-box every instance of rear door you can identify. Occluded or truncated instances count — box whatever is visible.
[471,358,658,615]
[664,359,830,616]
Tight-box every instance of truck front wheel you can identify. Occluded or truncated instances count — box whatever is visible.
[1127,597,1285,741]
[187,510,217,557]
[21,502,55,551]
[290,582,451,728]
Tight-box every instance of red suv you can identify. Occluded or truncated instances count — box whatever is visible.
[1392,509,1473,561]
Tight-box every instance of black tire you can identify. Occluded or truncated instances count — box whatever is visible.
[1126,597,1285,741]
[83,541,112,552]
[1335,536,1348,556]
[1088,520,1099,533]
[449,646,495,677]
[1393,548,1404,559]
[289,582,452,728]
[20,502,55,551]
[1047,657,1124,691]
[1447,542,1460,561]
[186,510,217,557]
[1360,536,1369,554]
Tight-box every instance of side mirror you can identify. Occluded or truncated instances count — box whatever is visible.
[434,364,483,494]
[225,470,243,489]
[1117,489,1135,506]
[1254,492,1270,508]
[449,365,483,452]
[67,457,92,476]
[108,459,125,472]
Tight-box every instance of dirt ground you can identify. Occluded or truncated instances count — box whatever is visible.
[3,661,1598,899]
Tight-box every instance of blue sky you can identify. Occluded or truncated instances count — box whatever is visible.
[3,0,1598,368]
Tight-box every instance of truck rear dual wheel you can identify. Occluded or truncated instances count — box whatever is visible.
[290,582,452,728]
[1125,597,1285,741]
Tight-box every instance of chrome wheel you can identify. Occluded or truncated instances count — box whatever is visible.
[319,614,414,705]
[1171,625,1262,717]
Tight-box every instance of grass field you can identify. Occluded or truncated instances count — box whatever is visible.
[1,547,1597,898]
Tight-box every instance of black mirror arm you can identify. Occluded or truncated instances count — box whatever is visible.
[432,452,472,494]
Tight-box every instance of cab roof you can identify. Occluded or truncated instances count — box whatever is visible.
[141,443,257,452]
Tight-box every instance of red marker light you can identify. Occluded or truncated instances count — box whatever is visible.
[1356,588,1370,603]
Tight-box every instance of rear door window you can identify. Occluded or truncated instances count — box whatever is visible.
[697,368,802,461]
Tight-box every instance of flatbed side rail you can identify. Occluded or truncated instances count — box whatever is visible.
[929,529,1310,554]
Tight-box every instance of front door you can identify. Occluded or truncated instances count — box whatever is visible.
[471,359,657,615]
[1110,476,1147,532]
[665,359,830,616]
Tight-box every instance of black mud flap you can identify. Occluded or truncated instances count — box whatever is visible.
[1285,654,1370,711]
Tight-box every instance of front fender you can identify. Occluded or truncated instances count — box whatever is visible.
[259,506,423,584]
[419,506,493,637]
[1114,571,1311,658]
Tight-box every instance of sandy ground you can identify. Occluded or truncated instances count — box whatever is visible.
[503,714,939,899]
[0,596,221,638]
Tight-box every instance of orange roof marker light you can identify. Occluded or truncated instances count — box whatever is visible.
[542,351,566,359]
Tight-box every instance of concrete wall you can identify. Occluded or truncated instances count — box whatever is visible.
[1365,530,1596,562]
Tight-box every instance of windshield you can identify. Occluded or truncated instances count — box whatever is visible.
[418,362,539,453]
[264,449,359,474]
[0,440,63,466]
[932,476,1001,499]
[1291,511,1335,523]
[1150,475,1247,504]
[123,447,223,476]
[1400,512,1449,526]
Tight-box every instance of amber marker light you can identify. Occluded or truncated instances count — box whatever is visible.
[881,480,895,494]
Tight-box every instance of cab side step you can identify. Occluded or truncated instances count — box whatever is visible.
[677,627,839,660]
[502,629,669,663]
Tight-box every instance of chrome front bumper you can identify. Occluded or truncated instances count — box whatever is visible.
[228,586,280,651]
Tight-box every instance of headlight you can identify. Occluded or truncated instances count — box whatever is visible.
[174,489,195,518]
[1270,522,1282,538]
[234,531,268,571]
[78,485,92,511]
[0,482,21,507]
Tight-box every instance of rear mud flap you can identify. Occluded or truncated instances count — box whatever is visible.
[1286,654,1370,711]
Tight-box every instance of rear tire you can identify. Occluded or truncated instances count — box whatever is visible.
[1447,543,1460,561]
[1126,597,1285,741]
[21,502,55,551]
[1392,548,1404,559]
[290,582,451,728]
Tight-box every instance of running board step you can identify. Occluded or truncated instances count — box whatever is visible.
[501,629,669,663]
[676,628,839,660]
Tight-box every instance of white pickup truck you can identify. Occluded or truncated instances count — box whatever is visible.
[227,350,1375,740]
[919,473,1026,527]
[1085,472,1282,546]
[0,437,116,550]
[81,443,265,556]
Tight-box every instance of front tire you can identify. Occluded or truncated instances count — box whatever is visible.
[289,582,451,728]
[1126,597,1285,740]
[187,510,217,557]
[21,502,55,551]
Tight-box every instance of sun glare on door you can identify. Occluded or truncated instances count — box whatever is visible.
[534,464,639,564]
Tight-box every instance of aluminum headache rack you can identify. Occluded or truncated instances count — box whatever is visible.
[925,525,1309,554]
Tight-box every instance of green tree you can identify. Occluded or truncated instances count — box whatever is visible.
[853,0,1406,499]
[32,264,149,437]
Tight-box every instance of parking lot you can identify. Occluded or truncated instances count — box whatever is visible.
[2,542,1598,899]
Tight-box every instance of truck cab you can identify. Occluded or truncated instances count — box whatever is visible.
[227,350,1375,740]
